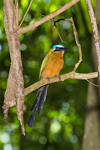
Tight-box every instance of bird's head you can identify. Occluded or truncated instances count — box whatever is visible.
[52,45,69,53]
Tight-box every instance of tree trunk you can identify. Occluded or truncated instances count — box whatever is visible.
[3,0,25,135]
[82,0,100,149]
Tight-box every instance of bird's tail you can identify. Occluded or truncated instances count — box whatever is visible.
[28,85,49,127]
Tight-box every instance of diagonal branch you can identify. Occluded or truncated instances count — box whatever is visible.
[54,25,66,43]
[86,0,100,79]
[24,72,98,96]
[19,0,34,28]
[17,0,80,34]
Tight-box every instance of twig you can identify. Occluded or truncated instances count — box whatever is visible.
[53,18,66,43]
[65,18,82,72]
[37,14,45,19]
[17,0,80,34]
[24,72,98,96]
[55,25,66,43]
[86,0,100,79]
[53,18,65,26]
[55,26,66,43]
[19,0,34,28]
[15,0,19,26]
[86,79,99,87]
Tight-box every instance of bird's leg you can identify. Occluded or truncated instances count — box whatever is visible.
[54,75,61,81]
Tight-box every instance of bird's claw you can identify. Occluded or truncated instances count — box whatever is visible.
[55,75,61,81]
[46,77,50,81]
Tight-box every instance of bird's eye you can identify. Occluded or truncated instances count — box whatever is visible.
[56,47,59,51]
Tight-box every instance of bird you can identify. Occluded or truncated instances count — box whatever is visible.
[28,44,69,127]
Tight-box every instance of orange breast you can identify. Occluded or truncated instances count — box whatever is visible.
[41,52,64,79]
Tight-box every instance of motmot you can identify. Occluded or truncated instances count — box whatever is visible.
[28,45,69,127]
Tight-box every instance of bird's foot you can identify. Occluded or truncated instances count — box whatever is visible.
[55,75,61,81]
[46,77,50,81]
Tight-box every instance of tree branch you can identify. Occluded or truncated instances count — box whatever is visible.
[65,17,82,71]
[86,0,100,79]
[19,0,34,28]
[17,0,80,34]
[15,0,19,26]
[24,72,98,96]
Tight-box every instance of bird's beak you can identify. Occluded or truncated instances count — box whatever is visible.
[59,47,69,52]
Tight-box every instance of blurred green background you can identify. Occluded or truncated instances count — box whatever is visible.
[0,0,95,150]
